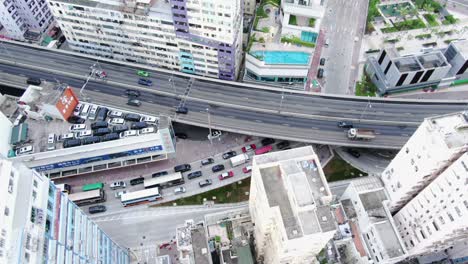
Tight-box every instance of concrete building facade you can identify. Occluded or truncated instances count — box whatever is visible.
[444,40,468,79]
[47,0,242,80]
[0,0,54,40]
[0,158,129,263]
[249,146,336,264]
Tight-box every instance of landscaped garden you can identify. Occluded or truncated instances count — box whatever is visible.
[281,36,315,48]
[423,13,439,26]
[381,18,426,33]
[355,74,378,97]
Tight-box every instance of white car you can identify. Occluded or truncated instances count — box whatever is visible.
[110,181,126,190]
[174,187,186,194]
[140,116,157,124]
[16,145,34,156]
[73,103,83,116]
[120,130,138,138]
[115,190,128,198]
[70,124,86,131]
[110,118,125,125]
[75,130,93,139]
[108,111,124,118]
[88,105,99,120]
[139,127,155,135]
[60,133,75,141]
[47,133,56,151]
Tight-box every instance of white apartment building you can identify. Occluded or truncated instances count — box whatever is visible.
[249,146,336,264]
[0,0,54,40]
[47,0,243,81]
[381,112,468,213]
[244,0,256,16]
[393,152,468,257]
[0,158,129,263]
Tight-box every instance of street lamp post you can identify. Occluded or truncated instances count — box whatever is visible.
[279,85,286,113]
[207,107,213,145]
[169,76,177,95]
[359,96,372,123]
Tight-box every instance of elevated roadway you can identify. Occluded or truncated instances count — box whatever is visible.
[0,40,467,149]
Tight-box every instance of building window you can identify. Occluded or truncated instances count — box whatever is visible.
[4,207,9,216]
[455,206,462,217]
[447,213,454,222]
[432,221,439,231]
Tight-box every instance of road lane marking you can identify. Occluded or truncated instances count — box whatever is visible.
[255,120,263,123]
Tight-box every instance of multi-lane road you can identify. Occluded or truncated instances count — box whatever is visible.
[0,40,467,149]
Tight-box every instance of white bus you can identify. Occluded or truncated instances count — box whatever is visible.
[68,189,105,206]
[55,183,71,194]
[121,187,161,207]
[144,172,184,189]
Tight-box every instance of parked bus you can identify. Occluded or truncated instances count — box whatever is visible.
[55,183,71,194]
[68,189,106,206]
[82,182,104,192]
[255,145,273,155]
[144,172,184,189]
[120,188,161,207]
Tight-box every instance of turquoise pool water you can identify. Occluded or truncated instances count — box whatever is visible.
[250,51,311,65]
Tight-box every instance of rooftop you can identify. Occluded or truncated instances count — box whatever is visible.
[394,56,421,72]
[417,52,447,68]
[451,40,468,59]
[191,226,211,264]
[426,112,468,149]
[255,146,334,240]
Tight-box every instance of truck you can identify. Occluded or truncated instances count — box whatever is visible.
[230,153,249,167]
[347,128,375,140]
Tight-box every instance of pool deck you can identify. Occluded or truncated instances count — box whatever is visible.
[250,50,311,65]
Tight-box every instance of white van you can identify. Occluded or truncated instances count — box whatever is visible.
[79,104,91,118]
[47,133,56,151]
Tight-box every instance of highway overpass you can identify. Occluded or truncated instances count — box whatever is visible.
[0,40,467,149]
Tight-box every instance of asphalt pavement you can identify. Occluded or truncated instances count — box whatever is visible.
[0,41,467,149]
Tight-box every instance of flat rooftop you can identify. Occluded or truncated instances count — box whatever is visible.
[255,146,334,240]
[426,112,468,149]
[191,226,211,264]
[394,56,421,72]
[417,52,447,68]
[452,40,468,59]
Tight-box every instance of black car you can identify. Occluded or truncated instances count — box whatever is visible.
[93,127,112,136]
[124,113,141,122]
[126,89,141,97]
[222,151,237,160]
[67,116,85,124]
[199,179,212,187]
[81,136,101,145]
[337,121,354,129]
[317,68,324,78]
[96,107,109,121]
[187,171,203,180]
[276,141,290,150]
[201,158,214,166]
[212,164,225,173]
[130,177,145,186]
[127,98,141,107]
[89,205,107,214]
[347,149,361,158]
[175,133,188,139]
[174,164,191,173]
[152,171,169,178]
[90,121,108,130]
[176,106,188,114]
[26,77,41,85]
[131,121,148,130]
[113,125,129,133]
[63,139,81,148]
[320,58,326,66]
[261,138,275,146]
[101,133,119,142]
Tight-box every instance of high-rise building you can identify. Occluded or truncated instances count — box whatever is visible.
[380,111,468,257]
[47,0,243,80]
[249,146,336,264]
[381,112,468,213]
[0,0,54,40]
[0,158,130,263]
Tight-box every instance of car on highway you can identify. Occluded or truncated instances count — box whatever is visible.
[276,141,290,150]
[242,144,256,153]
[243,166,252,174]
[130,177,144,186]
[126,89,141,97]
[127,98,142,107]
[176,106,188,114]
[110,118,125,125]
[175,133,188,139]
[152,171,168,178]
[89,205,106,214]
[218,171,234,180]
[94,70,107,78]
[212,164,225,173]
[174,187,186,194]
[110,181,126,190]
[187,171,203,180]
[198,179,212,188]
[137,70,149,77]
[119,130,138,138]
[222,151,237,160]
[70,124,86,131]
[347,148,361,158]
[67,116,85,124]
[261,138,275,146]
[16,145,34,156]
[337,121,354,129]
[138,78,152,86]
[139,127,155,135]
[108,111,124,118]
[26,77,41,85]
[201,158,214,166]
[115,190,128,198]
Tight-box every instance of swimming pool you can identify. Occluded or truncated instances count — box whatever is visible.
[250,51,311,65]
